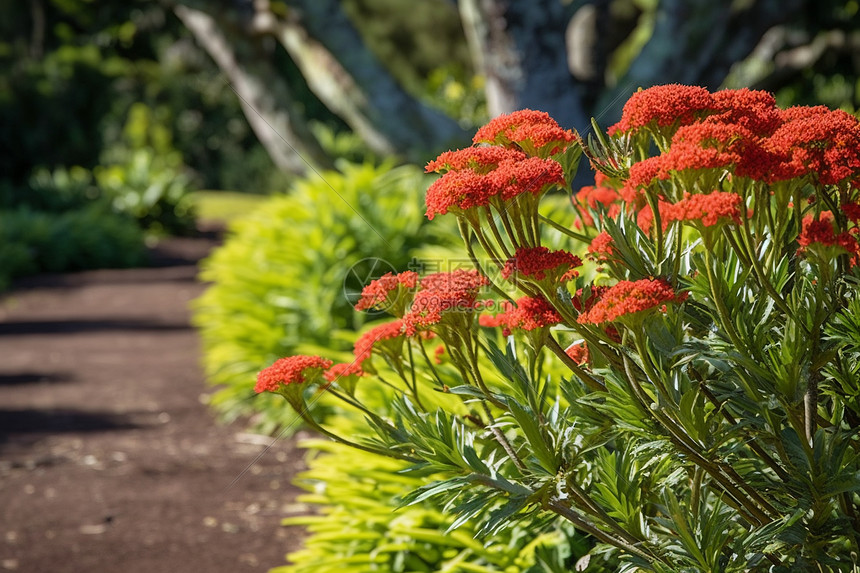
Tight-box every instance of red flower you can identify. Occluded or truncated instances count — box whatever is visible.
[433,344,446,364]
[842,202,860,223]
[797,211,860,263]
[353,319,406,365]
[502,247,582,281]
[473,109,578,156]
[636,199,675,234]
[255,355,333,394]
[425,169,499,220]
[425,147,527,174]
[573,176,622,228]
[404,270,489,334]
[587,231,615,262]
[577,279,686,325]
[324,361,365,383]
[710,88,781,135]
[627,156,663,190]
[481,296,563,336]
[577,183,621,210]
[354,271,419,313]
[628,121,776,184]
[572,286,610,314]
[565,342,589,365]
[424,157,564,220]
[493,157,566,200]
[479,311,506,328]
[767,108,860,185]
[503,296,563,332]
[668,192,743,227]
[609,84,715,136]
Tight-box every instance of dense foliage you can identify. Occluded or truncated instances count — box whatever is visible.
[276,411,588,573]
[192,162,458,433]
[0,206,146,291]
[257,92,860,570]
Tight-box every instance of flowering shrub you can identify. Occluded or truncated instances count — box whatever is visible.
[193,163,460,433]
[261,87,860,570]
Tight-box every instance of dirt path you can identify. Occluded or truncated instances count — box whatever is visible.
[0,235,307,573]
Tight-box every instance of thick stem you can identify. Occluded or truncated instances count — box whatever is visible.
[480,401,526,473]
[295,403,418,462]
[545,335,606,392]
[545,498,662,565]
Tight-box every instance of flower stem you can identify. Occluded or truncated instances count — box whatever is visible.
[545,335,606,392]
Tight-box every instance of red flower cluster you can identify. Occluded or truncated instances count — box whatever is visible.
[573,173,622,229]
[767,108,860,185]
[353,319,406,365]
[433,344,446,364]
[354,271,419,312]
[473,109,578,156]
[667,192,743,227]
[324,361,365,383]
[480,296,563,336]
[842,202,860,223]
[627,122,773,187]
[425,156,565,220]
[710,88,781,134]
[617,85,860,191]
[403,270,489,334]
[587,231,616,262]
[425,147,527,174]
[577,279,686,324]
[255,355,333,393]
[572,285,610,314]
[636,192,743,233]
[609,84,715,136]
[565,342,589,365]
[501,246,582,281]
[798,211,860,264]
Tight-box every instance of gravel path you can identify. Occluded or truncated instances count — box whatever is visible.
[0,235,307,573]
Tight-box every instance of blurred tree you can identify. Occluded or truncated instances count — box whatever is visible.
[173,0,472,170]
[170,0,858,178]
[2,0,857,190]
[0,0,318,192]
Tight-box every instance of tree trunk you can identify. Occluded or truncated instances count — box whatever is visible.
[174,4,332,176]
[261,0,470,161]
[597,0,805,127]
[459,0,589,132]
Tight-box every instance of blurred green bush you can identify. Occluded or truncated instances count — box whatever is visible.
[0,206,146,290]
[94,103,196,236]
[192,162,458,433]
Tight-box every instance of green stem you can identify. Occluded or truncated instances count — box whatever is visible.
[538,214,593,243]
[690,466,704,516]
[458,220,514,304]
[703,244,750,356]
[545,498,664,565]
[632,331,671,399]
[738,206,806,331]
[695,377,790,481]
[479,400,526,474]
[563,473,651,549]
[545,335,606,392]
[483,207,513,259]
[405,342,426,410]
[294,404,418,462]
[417,338,446,388]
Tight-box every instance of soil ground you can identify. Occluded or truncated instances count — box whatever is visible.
[0,233,309,573]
